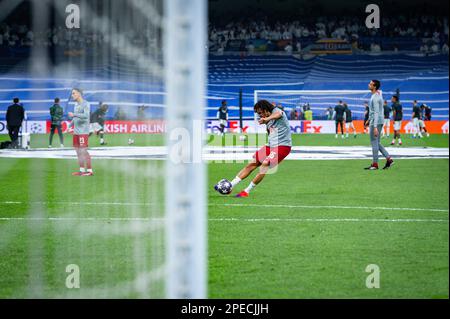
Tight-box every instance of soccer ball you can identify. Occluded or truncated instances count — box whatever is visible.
[128,138,135,145]
[216,179,233,195]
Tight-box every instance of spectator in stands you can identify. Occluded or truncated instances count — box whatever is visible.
[442,42,449,54]
[284,43,293,54]
[430,43,440,53]
[370,43,381,52]
[6,98,25,149]
[420,43,429,54]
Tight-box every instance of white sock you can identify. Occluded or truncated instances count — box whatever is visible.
[80,167,86,173]
[87,169,93,173]
[245,182,256,194]
[100,138,104,143]
[399,138,402,144]
[231,177,241,187]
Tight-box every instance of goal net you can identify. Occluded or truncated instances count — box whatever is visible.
[0,0,206,299]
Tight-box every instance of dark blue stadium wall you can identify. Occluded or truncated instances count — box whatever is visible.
[0,54,448,121]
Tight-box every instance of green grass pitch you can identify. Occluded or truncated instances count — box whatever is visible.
[0,133,448,298]
[0,133,448,148]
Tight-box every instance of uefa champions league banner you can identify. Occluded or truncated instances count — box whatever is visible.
[0,121,47,135]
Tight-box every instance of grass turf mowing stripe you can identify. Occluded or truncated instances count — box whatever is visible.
[1,201,448,212]
[0,217,447,223]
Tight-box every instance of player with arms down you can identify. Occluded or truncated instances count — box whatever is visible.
[391,95,403,146]
[68,88,94,176]
[215,100,292,198]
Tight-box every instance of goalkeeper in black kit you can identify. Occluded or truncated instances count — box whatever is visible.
[90,102,108,145]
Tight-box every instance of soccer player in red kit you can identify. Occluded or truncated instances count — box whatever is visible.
[215,100,292,197]
[68,88,94,176]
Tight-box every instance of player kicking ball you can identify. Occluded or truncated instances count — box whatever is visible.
[214,100,292,197]
[68,88,94,176]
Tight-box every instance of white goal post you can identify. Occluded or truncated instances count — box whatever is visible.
[165,0,207,299]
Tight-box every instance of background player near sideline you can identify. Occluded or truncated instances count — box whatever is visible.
[68,88,93,176]
[48,98,64,148]
[382,100,391,138]
[363,101,370,134]
[343,103,357,138]
[424,104,432,121]
[216,100,228,136]
[419,104,430,137]
[365,80,394,170]
[391,95,403,146]
[6,97,25,149]
[333,100,345,139]
[215,100,292,198]
[411,100,423,138]
[90,102,108,145]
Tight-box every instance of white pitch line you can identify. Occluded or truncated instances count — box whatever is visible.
[0,217,447,223]
[1,201,448,213]
[216,203,449,213]
[209,218,448,223]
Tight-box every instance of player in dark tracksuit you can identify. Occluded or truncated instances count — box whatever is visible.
[344,104,357,138]
[390,95,403,146]
[216,100,229,136]
[412,101,422,138]
[49,98,64,148]
[6,98,25,149]
[419,104,430,137]
[382,100,391,138]
[90,103,108,145]
[333,101,346,138]
[424,104,432,121]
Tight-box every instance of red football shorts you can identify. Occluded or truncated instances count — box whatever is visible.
[73,134,89,148]
[253,145,292,167]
